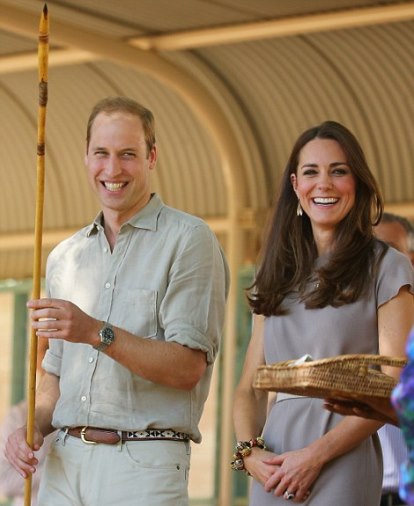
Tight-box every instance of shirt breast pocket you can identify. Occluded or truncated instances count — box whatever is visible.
[111,288,158,338]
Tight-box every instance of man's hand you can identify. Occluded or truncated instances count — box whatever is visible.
[27,298,99,346]
[4,425,44,478]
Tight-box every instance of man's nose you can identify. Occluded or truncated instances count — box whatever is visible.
[105,155,122,176]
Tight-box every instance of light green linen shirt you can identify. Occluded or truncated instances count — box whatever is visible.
[42,194,229,442]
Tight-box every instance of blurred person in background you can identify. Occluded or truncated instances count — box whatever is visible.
[376,213,414,506]
[0,339,54,506]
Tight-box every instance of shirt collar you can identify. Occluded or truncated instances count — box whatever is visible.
[86,193,163,237]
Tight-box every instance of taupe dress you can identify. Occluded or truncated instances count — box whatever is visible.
[250,244,414,505]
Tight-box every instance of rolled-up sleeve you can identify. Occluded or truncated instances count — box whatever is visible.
[159,224,229,364]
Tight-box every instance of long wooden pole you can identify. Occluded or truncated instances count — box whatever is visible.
[24,5,49,506]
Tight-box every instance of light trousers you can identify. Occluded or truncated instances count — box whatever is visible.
[37,430,191,506]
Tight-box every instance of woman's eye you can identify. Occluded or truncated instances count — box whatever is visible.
[333,167,349,175]
[303,169,317,176]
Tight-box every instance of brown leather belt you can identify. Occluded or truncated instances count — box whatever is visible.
[66,426,190,445]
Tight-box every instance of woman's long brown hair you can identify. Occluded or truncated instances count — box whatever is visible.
[248,121,384,316]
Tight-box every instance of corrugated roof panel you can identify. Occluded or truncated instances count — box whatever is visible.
[0,85,37,233]
[196,20,414,206]
[0,1,413,281]
[0,29,36,56]
[308,22,414,203]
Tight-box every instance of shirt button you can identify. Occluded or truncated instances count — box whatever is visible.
[103,247,108,253]
[81,396,87,402]
[105,282,111,288]
[88,357,94,363]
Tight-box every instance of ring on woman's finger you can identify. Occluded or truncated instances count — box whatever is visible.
[284,490,295,500]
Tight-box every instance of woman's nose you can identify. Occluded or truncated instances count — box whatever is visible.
[316,172,333,189]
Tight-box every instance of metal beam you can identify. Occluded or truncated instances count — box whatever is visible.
[130,2,414,51]
[1,3,414,75]
[0,48,97,74]
[0,228,80,252]
[1,201,413,253]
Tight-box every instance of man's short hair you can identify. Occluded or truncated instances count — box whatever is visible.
[86,96,156,156]
[380,212,414,252]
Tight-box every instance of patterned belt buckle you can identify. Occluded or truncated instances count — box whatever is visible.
[80,426,96,445]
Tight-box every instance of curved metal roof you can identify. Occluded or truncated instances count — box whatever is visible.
[0,0,412,280]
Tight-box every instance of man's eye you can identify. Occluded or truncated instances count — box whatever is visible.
[122,152,136,158]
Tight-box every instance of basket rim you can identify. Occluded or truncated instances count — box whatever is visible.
[256,353,407,371]
[254,354,404,399]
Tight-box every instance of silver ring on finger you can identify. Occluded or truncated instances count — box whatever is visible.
[284,490,295,501]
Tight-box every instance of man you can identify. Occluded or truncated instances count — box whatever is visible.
[375,213,414,506]
[5,96,229,505]
[375,213,414,264]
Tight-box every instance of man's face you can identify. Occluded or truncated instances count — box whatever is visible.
[85,111,157,223]
[374,221,410,259]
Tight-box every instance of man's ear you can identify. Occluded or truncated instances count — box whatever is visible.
[149,145,157,170]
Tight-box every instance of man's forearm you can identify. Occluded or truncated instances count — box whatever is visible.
[34,372,60,436]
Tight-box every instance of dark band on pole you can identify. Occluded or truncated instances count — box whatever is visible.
[39,81,48,106]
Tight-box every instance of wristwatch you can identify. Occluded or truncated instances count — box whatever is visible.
[94,321,115,352]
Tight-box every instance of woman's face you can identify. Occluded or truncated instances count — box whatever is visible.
[291,138,356,242]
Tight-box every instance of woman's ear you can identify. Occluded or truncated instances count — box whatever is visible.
[290,173,298,193]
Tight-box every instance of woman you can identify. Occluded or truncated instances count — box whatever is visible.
[233,121,414,504]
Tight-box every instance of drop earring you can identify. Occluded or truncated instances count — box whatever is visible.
[296,201,303,217]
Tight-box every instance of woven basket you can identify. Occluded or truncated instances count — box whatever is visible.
[254,354,407,400]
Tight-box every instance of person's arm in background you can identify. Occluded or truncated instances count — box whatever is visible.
[324,396,399,425]
[0,401,28,499]
[0,401,56,506]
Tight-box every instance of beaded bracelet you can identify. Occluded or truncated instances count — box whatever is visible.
[230,436,266,473]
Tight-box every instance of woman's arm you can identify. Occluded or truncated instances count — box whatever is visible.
[264,286,414,499]
[378,286,413,379]
[233,315,279,484]
[324,286,413,424]
[263,410,382,499]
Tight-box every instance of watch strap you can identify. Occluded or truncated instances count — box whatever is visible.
[94,321,114,352]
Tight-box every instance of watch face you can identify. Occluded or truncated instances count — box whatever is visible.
[100,326,114,344]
